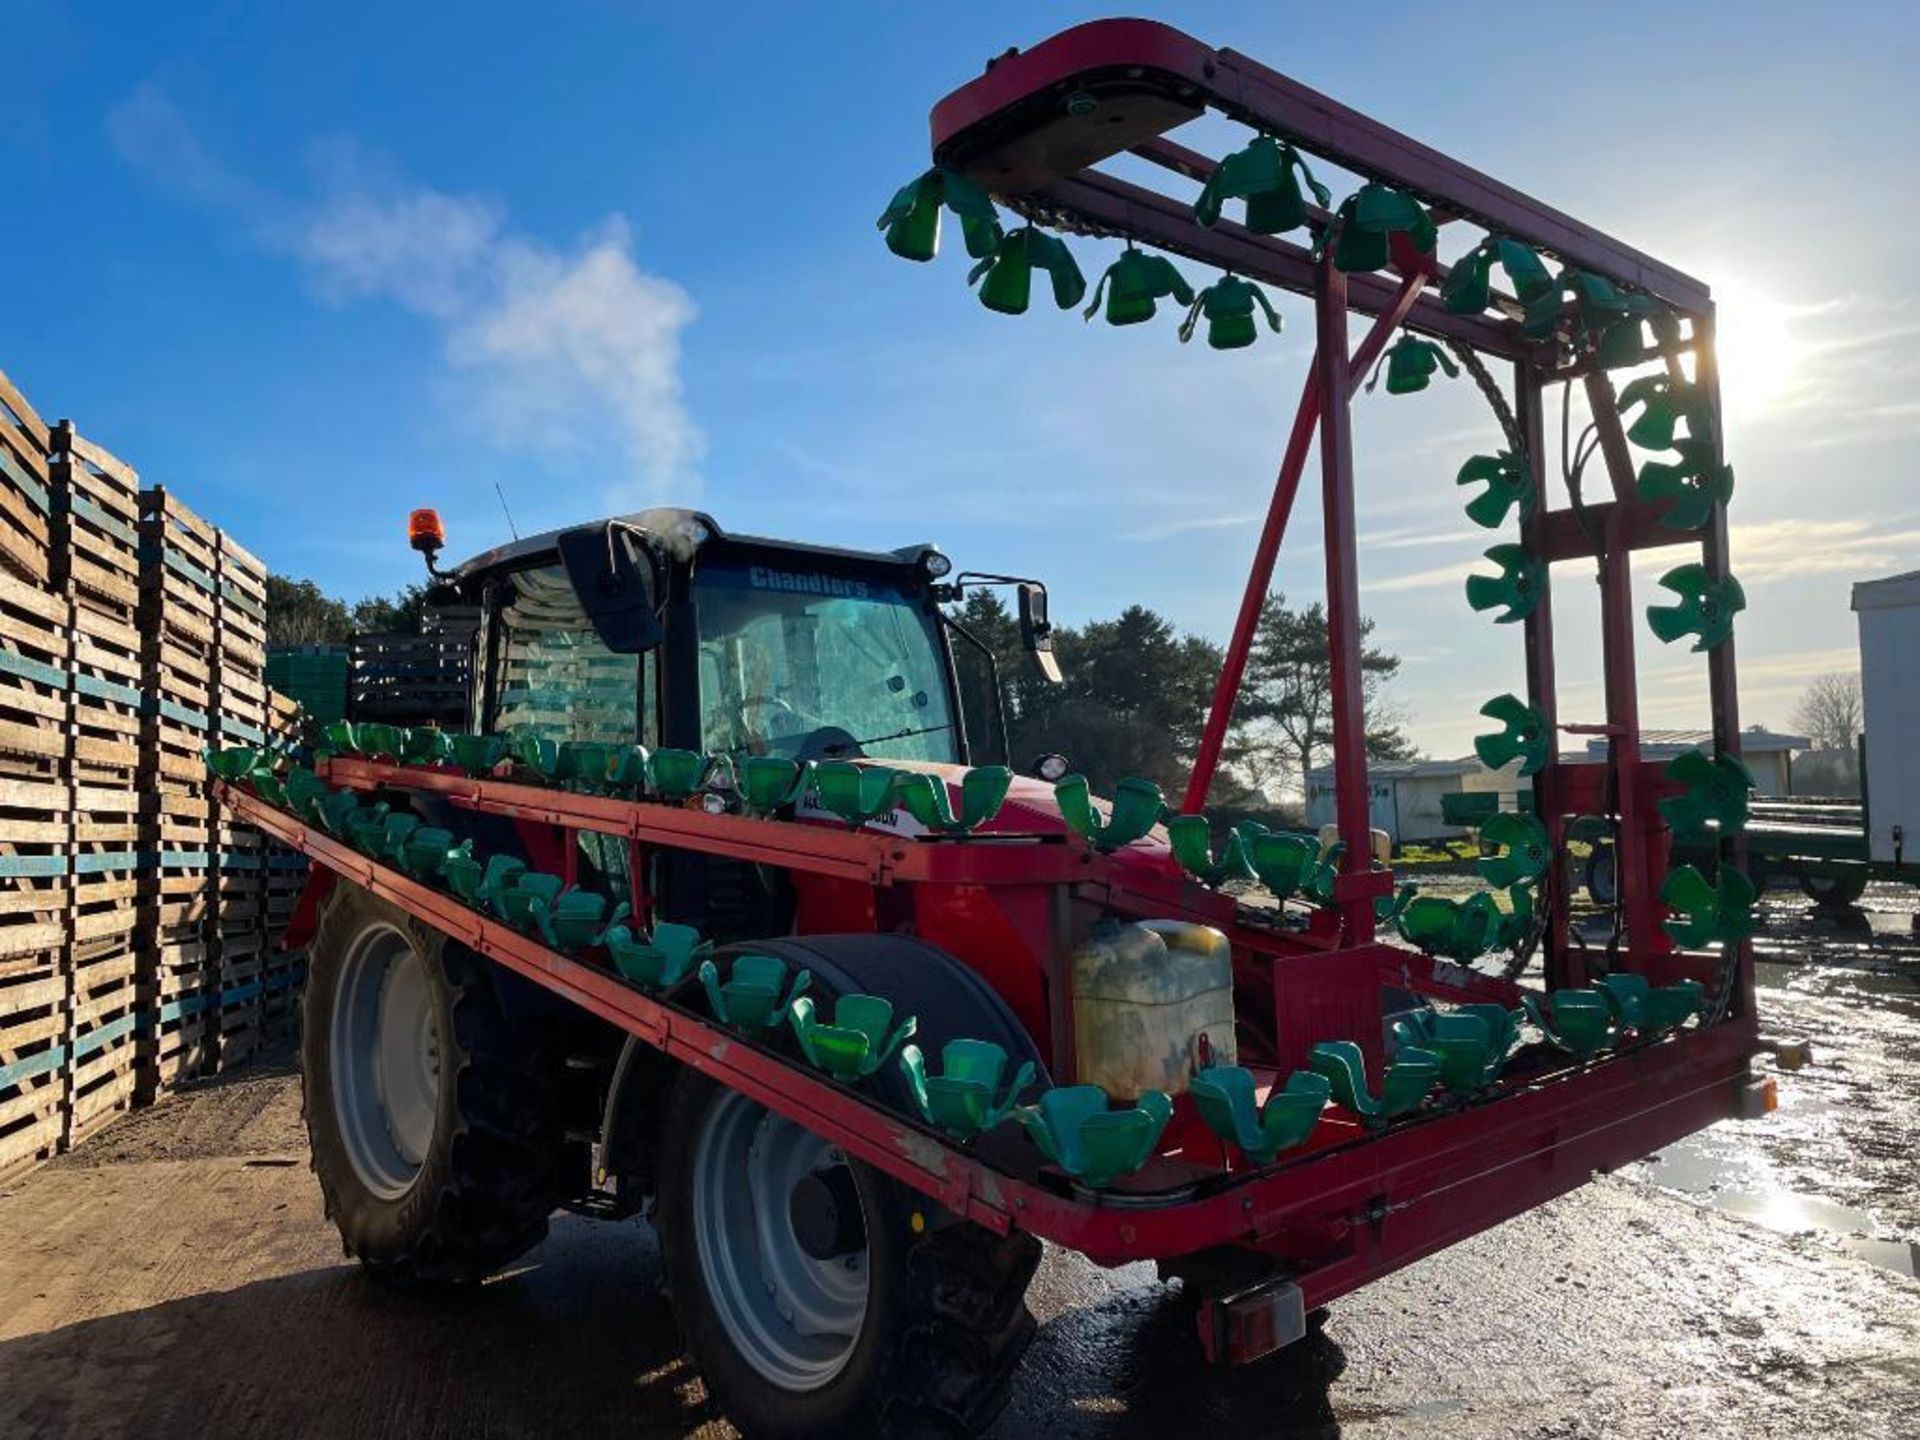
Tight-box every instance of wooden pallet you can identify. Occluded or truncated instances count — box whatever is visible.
[0,368,52,589]
[143,787,214,933]
[64,937,139,1145]
[216,530,268,674]
[72,779,141,949]
[0,573,70,784]
[49,423,142,627]
[215,665,269,750]
[142,701,213,788]
[0,777,71,966]
[260,938,306,1033]
[214,837,264,937]
[264,688,305,753]
[264,852,306,915]
[140,485,221,641]
[137,926,216,1096]
[211,926,266,1072]
[146,614,216,704]
[1,958,65,1178]
[70,590,143,760]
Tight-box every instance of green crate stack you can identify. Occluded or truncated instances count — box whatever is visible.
[265,647,348,728]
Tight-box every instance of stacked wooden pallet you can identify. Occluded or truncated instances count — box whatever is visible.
[49,424,144,1143]
[210,531,270,1070]
[1,376,69,1173]
[138,487,283,1079]
[0,363,309,1176]
[137,486,223,1094]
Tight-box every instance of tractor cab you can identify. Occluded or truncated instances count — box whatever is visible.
[413,507,1052,775]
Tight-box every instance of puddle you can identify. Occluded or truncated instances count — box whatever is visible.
[1844,1236,1920,1278]
[1417,870,1920,1277]
[1702,1186,1876,1236]
[1635,1142,1915,1279]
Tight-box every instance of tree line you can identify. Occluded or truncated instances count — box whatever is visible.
[265,574,429,649]
[946,590,1415,810]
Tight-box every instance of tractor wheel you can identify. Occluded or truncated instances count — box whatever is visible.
[651,934,1044,1439]
[300,881,566,1288]
[1584,841,1617,907]
[655,1070,1040,1440]
[1799,867,1867,910]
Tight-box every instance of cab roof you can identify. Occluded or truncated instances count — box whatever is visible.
[451,507,944,580]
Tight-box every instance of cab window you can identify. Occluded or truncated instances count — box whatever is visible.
[493,563,643,745]
[694,558,958,764]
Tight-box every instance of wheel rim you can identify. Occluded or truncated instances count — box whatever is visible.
[690,1088,870,1391]
[330,923,441,1200]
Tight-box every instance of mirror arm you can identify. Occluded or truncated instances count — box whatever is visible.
[947,572,1064,685]
[940,612,1013,767]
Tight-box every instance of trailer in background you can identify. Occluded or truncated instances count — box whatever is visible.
[1855,570,1918,874]
[1592,569,1920,912]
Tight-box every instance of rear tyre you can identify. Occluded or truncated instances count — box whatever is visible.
[1584,841,1617,907]
[1799,868,1867,910]
[300,881,566,1288]
[655,1069,1040,1440]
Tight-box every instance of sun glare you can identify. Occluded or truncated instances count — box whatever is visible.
[1711,277,1806,422]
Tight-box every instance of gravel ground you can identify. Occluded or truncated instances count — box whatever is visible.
[1,886,1915,1439]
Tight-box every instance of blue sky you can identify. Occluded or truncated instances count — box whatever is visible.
[4,1,1917,761]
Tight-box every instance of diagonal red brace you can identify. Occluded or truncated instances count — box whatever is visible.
[1183,270,1429,813]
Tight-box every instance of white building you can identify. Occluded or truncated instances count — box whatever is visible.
[1304,758,1490,846]
[1306,722,1812,849]
[1579,726,1808,797]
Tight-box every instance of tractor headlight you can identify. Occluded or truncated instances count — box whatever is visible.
[920,548,953,580]
[1033,752,1070,783]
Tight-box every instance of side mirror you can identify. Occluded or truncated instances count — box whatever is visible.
[1017,582,1062,684]
[558,522,666,653]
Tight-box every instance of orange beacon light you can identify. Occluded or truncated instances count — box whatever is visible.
[408,507,445,554]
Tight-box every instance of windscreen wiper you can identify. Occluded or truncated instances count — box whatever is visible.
[821,722,955,757]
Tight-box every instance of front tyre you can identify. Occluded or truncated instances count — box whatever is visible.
[655,1071,1040,1439]
[301,882,565,1287]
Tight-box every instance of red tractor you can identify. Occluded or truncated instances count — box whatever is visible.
[216,20,1770,1439]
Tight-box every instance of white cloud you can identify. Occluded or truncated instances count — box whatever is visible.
[109,91,700,500]
[448,221,698,493]
[106,83,256,209]
[1117,510,1261,542]
[1369,556,1476,593]
[1730,516,1920,581]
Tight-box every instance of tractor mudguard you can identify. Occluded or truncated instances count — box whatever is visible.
[597,933,1050,1186]
[282,866,337,954]
[300,796,576,1029]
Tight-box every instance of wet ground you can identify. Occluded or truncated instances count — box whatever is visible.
[1,885,1916,1439]
[1636,885,1920,1277]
